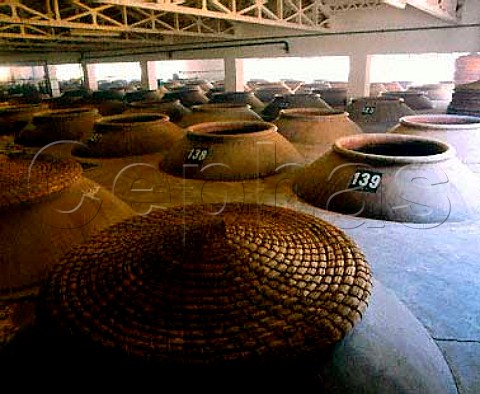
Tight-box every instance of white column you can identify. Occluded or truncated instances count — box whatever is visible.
[348,53,372,98]
[140,60,158,90]
[224,57,245,92]
[43,64,61,97]
[81,61,97,91]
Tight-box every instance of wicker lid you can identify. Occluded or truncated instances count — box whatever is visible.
[45,203,372,365]
[0,153,82,209]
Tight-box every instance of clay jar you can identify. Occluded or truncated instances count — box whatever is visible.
[347,97,415,133]
[312,88,348,108]
[253,82,293,103]
[293,133,480,223]
[74,113,184,158]
[388,114,480,170]
[209,92,265,113]
[177,103,262,128]
[274,109,362,161]
[0,153,134,300]
[161,121,303,180]
[126,99,191,123]
[0,103,46,136]
[16,107,99,147]
[261,93,333,122]
[382,91,433,110]
[162,86,209,107]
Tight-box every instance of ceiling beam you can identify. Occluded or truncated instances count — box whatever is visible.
[94,0,332,30]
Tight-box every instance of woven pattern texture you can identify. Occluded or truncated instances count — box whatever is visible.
[0,153,82,209]
[45,203,372,365]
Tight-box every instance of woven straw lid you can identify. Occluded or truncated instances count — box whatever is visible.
[45,203,372,365]
[0,152,82,209]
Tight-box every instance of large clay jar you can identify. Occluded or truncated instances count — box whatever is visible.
[161,121,303,180]
[274,109,362,162]
[177,103,262,128]
[124,89,164,103]
[347,97,415,133]
[16,107,99,147]
[90,90,126,116]
[43,203,371,366]
[0,104,46,136]
[388,114,480,171]
[293,133,480,223]
[382,91,433,110]
[312,88,348,108]
[409,84,453,101]
[162,87,209,107]
[261,94,333,122]
[126,99,191,123]
[74,113,184,158]
[209,92,265,113]
[296,82,331,94]
[254,82,292,103]
[0,152,134,300]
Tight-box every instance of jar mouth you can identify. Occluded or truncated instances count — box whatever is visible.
[98,113,169,125]
[333,133,454,164]
[192,103,250,111]
[352,97,403,103]
[187,121,275,139]
[399,114,480,130]
[280,108,345,118]
[129,100,180,107]
[36,107,97,117]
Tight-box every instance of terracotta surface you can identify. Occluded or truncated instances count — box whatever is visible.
[73,113,185,158]
[162,87,209,107]
[126,99,191,123]
[0,104,47,136]
[274,109,362,162]
[16,107,99,147]
[293,133,480,223]
[177,103,262,127]
[0,153,134,300]
[347,97,415,133]
[209,91,265,113]
[261,94,333,122]
[389,114,480,172]
[382,91,434,110]
[161,121,303,180]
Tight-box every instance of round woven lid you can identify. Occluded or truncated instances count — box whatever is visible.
[0,153,82,209]
[45,203,372,365]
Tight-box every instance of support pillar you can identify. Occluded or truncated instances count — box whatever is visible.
[81,61,97,92]
[348,53,372,98]
[140,60,158,90]
[224,57,245,92]
[43,64,61,97]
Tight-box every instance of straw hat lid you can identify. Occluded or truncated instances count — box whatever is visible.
[45,203,372,365]
[0,153,82,209]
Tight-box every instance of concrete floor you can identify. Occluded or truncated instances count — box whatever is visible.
[73,149,480,394]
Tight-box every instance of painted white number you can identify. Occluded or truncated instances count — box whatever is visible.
[350,171,382,192]
[358,172,370,187]
[362,106,375,115]
[187,148,208,161]
[369,174,381,189]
